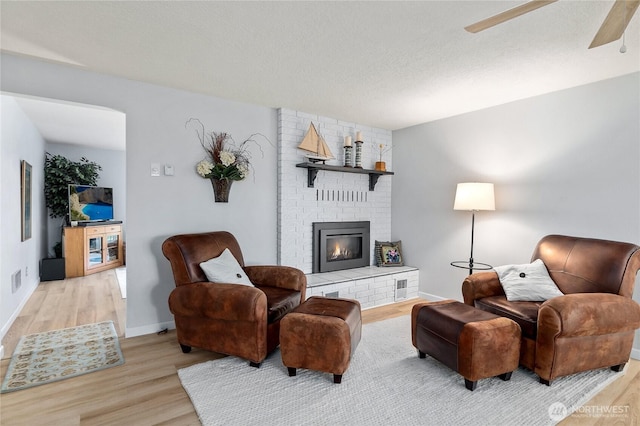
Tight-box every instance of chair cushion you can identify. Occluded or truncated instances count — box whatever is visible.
[475,296,541,339]
[494,259,563,302]
[258,286,302,323]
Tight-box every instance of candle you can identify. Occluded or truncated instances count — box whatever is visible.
[344,136,352,147]
[356,131,363,142]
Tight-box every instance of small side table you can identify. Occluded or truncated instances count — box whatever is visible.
[450,260,492,275]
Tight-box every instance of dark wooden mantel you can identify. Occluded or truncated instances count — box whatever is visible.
[296,163,394,191]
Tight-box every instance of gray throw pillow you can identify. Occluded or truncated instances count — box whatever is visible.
[494,259,563,302]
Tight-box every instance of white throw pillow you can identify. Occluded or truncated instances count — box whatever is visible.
[494,259,563,302]
[199,248,254,287]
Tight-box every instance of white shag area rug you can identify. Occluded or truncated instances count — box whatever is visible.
[114,267,126,299]
[178,315,623,426]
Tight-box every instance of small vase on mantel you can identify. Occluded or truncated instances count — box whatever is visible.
[210,178,233,203]
[375,161,386,171]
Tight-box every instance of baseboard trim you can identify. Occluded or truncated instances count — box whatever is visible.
[1,279,40,344]
[418,291,450,302]
[125,320,175,338]
[360,295,420,310]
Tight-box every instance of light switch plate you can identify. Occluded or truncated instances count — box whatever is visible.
[151,163,161,177]
[164,164,174,176]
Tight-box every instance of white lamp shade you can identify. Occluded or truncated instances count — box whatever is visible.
[453,183,495,211]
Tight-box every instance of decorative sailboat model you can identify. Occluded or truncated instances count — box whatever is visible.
[298,122,335,163]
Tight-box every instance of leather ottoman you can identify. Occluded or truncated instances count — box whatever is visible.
[280,296,362,383]
[411,299,521,391]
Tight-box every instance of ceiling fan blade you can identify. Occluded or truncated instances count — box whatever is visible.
[589,0,640,48]
[465,0,558,33]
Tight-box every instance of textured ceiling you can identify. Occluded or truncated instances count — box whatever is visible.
[1,1,639,138]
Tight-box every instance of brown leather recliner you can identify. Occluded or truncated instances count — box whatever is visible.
[162,231,307,367]
[462,234,640,385]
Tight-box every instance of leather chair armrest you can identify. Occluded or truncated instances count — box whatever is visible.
[461,271,505,306]
[168,282,267,322]
[244,265,307,293]
[538,293,640,338]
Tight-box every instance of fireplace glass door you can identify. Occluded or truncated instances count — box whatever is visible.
[326,235,362,263]
[313,221,370,273]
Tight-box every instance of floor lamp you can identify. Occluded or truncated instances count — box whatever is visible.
[450,182,495,275]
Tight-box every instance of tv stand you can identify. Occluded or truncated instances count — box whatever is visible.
[77,220,123,227]
[63,224,123,277]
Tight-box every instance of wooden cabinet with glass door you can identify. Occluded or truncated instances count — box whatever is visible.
[63,224,123,278]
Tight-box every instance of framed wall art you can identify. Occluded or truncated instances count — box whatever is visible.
[21,160,32,241]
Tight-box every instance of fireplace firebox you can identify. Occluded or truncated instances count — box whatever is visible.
[313,221,370,273]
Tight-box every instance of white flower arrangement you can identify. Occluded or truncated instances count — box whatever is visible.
[196,159,214,177]
[188,118,260,181]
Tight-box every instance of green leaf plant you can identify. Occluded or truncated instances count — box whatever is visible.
[44,153,102,252]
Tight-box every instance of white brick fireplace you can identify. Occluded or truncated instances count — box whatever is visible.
[277,108,393,272]
[277,108,418,308]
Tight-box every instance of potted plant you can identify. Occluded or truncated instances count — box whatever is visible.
[44,153,101,259]
[44,153,102,224]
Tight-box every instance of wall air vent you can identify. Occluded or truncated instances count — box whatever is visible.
[395,279,407,301]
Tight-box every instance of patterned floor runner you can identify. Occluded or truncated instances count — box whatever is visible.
[1,321,124,393]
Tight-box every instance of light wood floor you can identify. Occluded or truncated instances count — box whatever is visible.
[1,275,638,425]
[1,270,126,357]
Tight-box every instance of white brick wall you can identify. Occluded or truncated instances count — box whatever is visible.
[305,268,420,309]
[277,108,393,274]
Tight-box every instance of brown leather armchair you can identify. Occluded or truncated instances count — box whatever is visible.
[162,231,306,367]
[462,234,640,385]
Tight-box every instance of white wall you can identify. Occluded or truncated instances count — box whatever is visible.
[1,53,278,337]
[45,142,126,255]
[0,96,47,344]
[392,72,640,352]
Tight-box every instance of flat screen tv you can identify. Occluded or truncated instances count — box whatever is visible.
[68,184,114,222]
